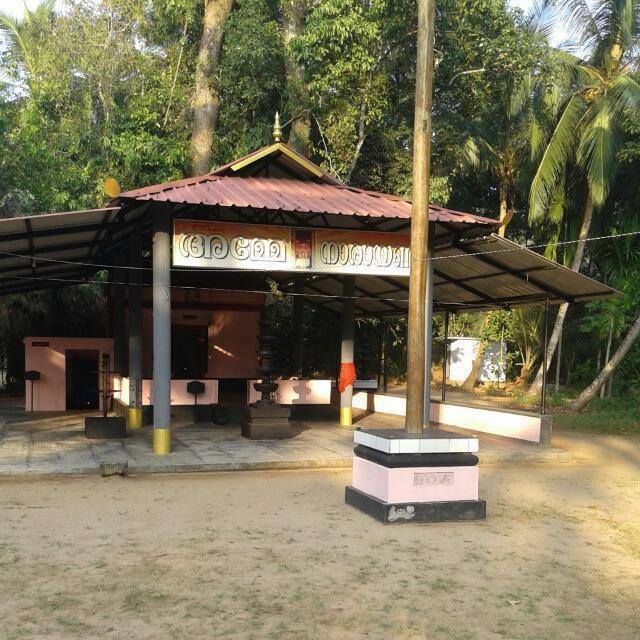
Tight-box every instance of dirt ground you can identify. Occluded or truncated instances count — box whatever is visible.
[1,433,639,640]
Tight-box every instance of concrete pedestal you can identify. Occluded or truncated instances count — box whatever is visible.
[242,401,292,439]
[346,428,486,523]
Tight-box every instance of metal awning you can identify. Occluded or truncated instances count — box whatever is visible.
[273,234,618,315]
[0,206,146,295]
[0,205,617,310]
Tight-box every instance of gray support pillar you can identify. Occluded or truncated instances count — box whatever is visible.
[423,251,434,428]
[291,278,305,376]
[441,310,449,403]
[112,259,125,374]
[339,275,356,426]
[128,235,143,430]
[152,211,172,454]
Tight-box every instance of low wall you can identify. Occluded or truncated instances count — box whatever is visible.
[112,376,218,406]
[352,392,551,444]
[247,379,332,405]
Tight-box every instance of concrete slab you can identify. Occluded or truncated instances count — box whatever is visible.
[0,409,571,477]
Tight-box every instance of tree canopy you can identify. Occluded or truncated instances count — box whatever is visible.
[1,0,639,407]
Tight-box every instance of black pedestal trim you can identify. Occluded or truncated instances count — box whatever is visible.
[242,401,292,439]
[345,486,486,524]
[354,445,479,468]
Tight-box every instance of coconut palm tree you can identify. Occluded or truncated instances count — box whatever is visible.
[462,1,556,237]
[527,0,640,397]
[0,0,56,88]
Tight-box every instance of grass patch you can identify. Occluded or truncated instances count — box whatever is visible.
[551,395,640,435]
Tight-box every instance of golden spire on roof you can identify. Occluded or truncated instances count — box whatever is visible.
[272,111,283,142]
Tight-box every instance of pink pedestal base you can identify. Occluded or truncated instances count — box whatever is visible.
[352,456,479,504]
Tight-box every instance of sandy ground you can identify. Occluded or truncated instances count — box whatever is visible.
[1,434,639,640]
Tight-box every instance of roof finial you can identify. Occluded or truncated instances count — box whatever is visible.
[272,111,283,142]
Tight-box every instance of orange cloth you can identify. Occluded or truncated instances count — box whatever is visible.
[338,362,356,393]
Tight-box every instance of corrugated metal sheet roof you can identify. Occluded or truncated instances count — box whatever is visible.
[274,234,618,315]
[120,175,497,225]
[0,206,142,295]
[0,206,618,310]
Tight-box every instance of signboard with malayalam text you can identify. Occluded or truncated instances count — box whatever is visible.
[172,220,410,277]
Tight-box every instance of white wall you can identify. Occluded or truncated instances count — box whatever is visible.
[352,391,550,443]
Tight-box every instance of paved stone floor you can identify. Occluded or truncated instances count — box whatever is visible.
[0,406,571,476]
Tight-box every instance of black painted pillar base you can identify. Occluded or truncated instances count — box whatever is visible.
[242,400,292,440]
[345,486,486,524]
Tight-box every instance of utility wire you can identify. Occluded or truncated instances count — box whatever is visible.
[0,228,639,272]
[0,272,416,305]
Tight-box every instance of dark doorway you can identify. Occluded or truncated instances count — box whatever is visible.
[172,325,208,379]
[218,378,247,405]
[66,350,99,410]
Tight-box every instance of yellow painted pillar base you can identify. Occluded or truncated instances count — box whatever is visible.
[153,428,171,455]
[339,407,352,427]
[128,407,142,431]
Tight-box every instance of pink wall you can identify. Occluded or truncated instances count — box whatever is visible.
[24,337,114,411]
[25,292,263,411]
[138,307,260,379]
[208,310,260,378]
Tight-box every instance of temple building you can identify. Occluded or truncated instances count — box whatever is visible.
[1,126,616,454]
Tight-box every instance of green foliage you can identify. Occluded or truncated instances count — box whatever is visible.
[529,0,640,222]
[0,0,639,399]
[214,0,285,164]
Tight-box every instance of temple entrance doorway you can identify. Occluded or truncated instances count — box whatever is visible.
[65,349,99,410]
[171,325,208,379]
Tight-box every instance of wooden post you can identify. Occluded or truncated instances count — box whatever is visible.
[405,0,436,433]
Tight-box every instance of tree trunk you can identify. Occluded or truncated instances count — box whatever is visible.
[460,341,486,393]
[190,0,235,176]
[554,323,562,392]
[281,0,310,156]
[498,181,508,238]
[600,315,613,398]
[571,313,640,411]
[528,191,594,396]
[345,96,367,182]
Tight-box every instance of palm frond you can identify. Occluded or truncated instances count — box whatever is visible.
[528,116,547,163]
[542,80,564,119]
[524,0,555,40]
[555,0,603,53]
[605,72,640,120]
[461,135,498,172]
[508,72,531,119]
[547,180,566,226]
[576,100,620,207]
[593,0,636,52]
[529,93,585,223]
[0,11,32,76]
[462,138,482,169]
